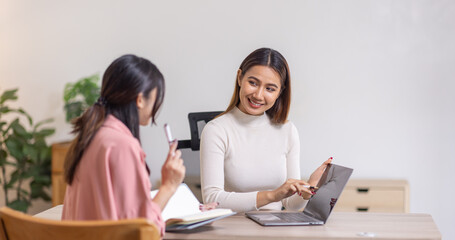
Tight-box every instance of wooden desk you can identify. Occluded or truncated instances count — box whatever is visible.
[35,205,441,240]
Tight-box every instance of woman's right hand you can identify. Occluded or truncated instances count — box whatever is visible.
[258,178,314,208]
[272,179,314,201]
[160,140,186,192]
[153,141,185,211]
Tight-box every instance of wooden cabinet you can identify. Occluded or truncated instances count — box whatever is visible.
[334,179,409,213]
[51,142,70,206]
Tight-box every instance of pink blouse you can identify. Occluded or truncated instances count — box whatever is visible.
[62,115,165,236]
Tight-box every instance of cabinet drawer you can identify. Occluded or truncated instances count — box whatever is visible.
[335,189,405,212]
[334,179,409,213]
[334,205,405,213]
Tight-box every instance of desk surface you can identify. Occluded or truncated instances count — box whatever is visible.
[36,205,441,240]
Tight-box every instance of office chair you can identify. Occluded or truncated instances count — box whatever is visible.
[175,111,222,202]
[177,111,223,150]
[0,207,160,240]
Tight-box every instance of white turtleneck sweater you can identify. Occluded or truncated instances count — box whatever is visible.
[200,107,308,212]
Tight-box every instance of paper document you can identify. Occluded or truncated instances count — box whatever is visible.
[150,183,235,229]
[150,183,200,221]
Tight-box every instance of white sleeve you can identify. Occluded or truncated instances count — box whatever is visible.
[281,123,308,210]
[200,121,258,212]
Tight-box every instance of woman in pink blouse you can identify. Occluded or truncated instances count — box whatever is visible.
[62,54,185,236]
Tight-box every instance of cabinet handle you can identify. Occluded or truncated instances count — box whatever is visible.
[357,188,369,193]
[357,207,369,212]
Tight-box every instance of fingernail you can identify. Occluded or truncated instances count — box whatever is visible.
[330,157,333,159]
[216,202,220,206]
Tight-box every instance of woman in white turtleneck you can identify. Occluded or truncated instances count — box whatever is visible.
[200,48,331,213]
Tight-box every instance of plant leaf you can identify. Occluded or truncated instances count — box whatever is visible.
[33,118,54,131]
[0,149,7,166]
[30,181,51,200]
[5,161,16,167]
[39,148,51,162]
[34,128,55,138]
[5,135,26,160]
[6,169,20,188]
[10,119,32,139]
[7,199,29,213]
[0,89,18,105]
[23,144,39,163]
[64,101,83,121]
[19,188,29,196]
[0,106,11,114]
[16,108,33,125]
[63,82,76,102]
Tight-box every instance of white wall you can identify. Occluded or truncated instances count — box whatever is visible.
[1,0,454,238]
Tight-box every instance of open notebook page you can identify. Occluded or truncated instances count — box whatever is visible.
[150,183,200,221]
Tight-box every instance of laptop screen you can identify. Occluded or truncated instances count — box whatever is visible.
[303,164,353,223]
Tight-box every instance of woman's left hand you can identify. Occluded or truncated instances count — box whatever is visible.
[308,157,333,186]
[199,202,219,212]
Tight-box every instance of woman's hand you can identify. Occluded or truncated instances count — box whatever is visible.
[257,179,314,208]
[273,179,314,201]
[160,140,186,193]
[308,157,332,186]
[153,141,186,210]
[199,202,219,212]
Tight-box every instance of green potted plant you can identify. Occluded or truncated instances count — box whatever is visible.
[63,74,100,122]
[0,89,55,212]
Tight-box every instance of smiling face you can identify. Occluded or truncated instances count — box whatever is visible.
[237,65,282,116]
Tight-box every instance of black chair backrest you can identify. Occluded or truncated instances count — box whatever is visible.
[178,111,223,151]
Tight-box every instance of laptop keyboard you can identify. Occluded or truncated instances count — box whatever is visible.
[272,213,316,222]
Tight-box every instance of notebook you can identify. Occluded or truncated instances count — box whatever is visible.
[245,163,353,226]
[150,183,235,231]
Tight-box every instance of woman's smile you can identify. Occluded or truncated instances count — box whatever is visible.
[248,98,264,108]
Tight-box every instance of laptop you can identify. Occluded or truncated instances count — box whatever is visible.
[245,163,353,226]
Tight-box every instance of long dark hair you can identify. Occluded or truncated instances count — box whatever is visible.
[222,48,291,124]
[64,54,165,185]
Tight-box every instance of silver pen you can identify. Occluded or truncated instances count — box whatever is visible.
[302,185,318,190]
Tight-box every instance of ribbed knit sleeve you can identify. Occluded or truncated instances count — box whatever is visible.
[281,123,308,211]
